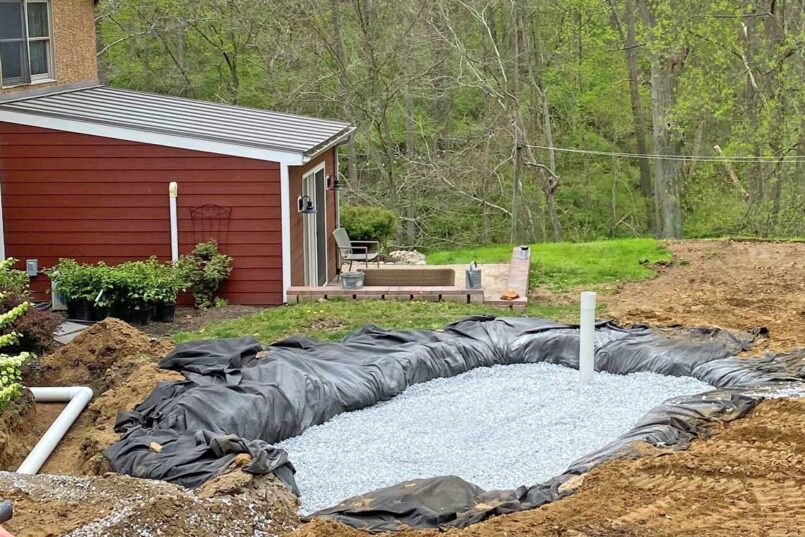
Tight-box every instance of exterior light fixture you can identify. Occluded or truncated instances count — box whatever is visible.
[330,175,344,192]
[297,195,317,214]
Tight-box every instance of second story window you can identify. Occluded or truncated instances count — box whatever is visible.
[0,0,53,87]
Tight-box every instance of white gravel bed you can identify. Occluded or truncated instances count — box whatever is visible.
[278,363,714,514]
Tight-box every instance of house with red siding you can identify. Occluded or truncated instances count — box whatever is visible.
[0,0,353,305]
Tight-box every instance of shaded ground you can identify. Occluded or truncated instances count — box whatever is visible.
[604,240,805,352]
[290,397,805,537]
[139,304,262,338]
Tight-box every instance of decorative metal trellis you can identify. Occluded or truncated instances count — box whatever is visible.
[189,204,232,251]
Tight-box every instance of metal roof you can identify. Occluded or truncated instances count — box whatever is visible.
[0,85,354,159]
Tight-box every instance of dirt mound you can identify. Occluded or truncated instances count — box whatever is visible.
[603,240,805,352]
[0,391,36,470]
[32,317,174,392]
[0,469,299,537]
[290,397,805,537]
[5,318,181,475]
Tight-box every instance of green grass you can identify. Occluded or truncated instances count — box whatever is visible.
[175,238,669,344]
[427,238,671,290]
[173,300,576,345]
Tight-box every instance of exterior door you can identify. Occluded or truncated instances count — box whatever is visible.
[302,166,328,286]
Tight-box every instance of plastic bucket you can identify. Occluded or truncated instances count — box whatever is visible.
[341,272,365,289]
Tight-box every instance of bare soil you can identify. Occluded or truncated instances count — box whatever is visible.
[604,239,805,352]
[1,317,301,536]
[0,470,299,537]
[139,305,262,337]
[9,318,182,475]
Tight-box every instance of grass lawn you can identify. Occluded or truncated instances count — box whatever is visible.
[174,300,575,344]
[426,238,671,290]
[175,238,670,344]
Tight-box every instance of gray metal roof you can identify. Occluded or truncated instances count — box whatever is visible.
[0,85,354,158]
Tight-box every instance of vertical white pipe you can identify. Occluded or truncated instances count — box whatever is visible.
[280,164,292,303]
[579,291,597,384]
[0,176,5,260]
[169,182,179,262]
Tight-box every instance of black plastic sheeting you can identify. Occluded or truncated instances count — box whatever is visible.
[104,317,804,532]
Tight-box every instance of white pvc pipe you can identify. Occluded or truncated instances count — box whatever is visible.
[169,181,179,262]
[579,291,597,384]
[17,386,94,475]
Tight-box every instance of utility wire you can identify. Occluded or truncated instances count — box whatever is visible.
[525,144,805,163]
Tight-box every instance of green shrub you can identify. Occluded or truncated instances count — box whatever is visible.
[341,206,396,247]
[0,259,32,412]
[45,259,108,302]
[176,240,232,309]
[46,257,182,312]
[0,259,60,355]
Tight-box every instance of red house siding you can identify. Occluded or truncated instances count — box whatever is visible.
[289,149,338,286]
[0,122,285,305]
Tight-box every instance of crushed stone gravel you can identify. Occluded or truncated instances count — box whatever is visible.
[278,363,714,514]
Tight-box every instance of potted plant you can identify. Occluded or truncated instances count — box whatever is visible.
[45,260,105,321]
[146,258,181,322]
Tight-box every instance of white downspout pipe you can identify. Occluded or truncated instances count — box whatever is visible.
[169,181,179,262]
[0,176,6,260]
[17,386,94,475]
[579,291,596,384]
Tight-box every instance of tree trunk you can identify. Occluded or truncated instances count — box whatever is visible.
[620,0,654,230]
[647,56,683,238]
[637,0,683,238]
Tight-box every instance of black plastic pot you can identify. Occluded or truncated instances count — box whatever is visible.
[91,304,109,322]
[154,302,176,323]
[66,299,93,321]
[130,304,154,325]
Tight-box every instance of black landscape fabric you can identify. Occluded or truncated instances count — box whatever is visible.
[105,317,803,531]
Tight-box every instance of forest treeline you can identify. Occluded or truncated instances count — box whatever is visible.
[97,0,805,246]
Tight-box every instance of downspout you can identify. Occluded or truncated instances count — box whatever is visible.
[280,163,291,303]
[17,386,94,475]
[334,148,341,229]
[169,181,179,262]
[0,175,5,260]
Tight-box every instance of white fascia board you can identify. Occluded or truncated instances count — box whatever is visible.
[0,110,305,166]
[280,163,292,303]
[302,126,356,163]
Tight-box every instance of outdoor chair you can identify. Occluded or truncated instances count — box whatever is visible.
[333,227,380,271]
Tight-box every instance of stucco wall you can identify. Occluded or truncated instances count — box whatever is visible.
[0,0,98,95]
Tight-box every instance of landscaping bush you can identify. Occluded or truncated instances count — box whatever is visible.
[47,257,182,323]
[341,206,396,247]
[0,259,61,355]
[0,293,61,355]
[0,259,32,411]
[176,240,232,309]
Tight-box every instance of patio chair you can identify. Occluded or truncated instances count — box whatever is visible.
[333,227,380,271]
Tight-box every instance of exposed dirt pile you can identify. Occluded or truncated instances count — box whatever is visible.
[289,397,805,537]
[5,318,181,475]
[0,469,299,537]
[0,391,36,469]
[32,317,175,393]
[604,240,805,352]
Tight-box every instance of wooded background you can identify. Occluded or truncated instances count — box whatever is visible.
[96,0,805,246]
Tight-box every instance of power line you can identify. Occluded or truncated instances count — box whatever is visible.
[525,144,805,163]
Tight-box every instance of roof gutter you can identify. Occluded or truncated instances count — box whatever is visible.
[302,125,357,163]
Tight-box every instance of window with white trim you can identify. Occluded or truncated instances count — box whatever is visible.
[0,0,53,86]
